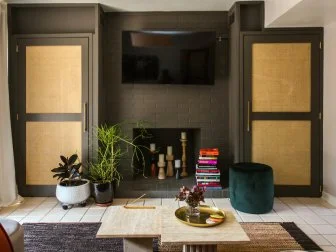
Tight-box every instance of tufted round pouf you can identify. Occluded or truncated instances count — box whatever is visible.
[229,162,274,214]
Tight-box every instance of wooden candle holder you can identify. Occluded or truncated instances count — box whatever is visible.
[180,139,188,177]
[157,161,166,180]
[166,154,174,177]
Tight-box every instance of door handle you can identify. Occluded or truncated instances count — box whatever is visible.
[83,103,88,132]
[247,101,250,132]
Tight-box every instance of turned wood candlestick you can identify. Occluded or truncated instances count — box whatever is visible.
[166,154,174,177]
[158,161,166,180]
[180,139,188,177]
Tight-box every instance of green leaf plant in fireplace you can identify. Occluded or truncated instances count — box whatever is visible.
[51,154,90,210]
[88,122,151,206]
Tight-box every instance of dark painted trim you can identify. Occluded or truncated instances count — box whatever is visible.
[12,33,93,38]
[8,3,98,8]
[275,185,321,197]
[19,186,57,197]
[241,31,323,197]
[14,36,90,196]
[252,113,317,120]
[241,28,323,36]
[25,114,82,121]
[319,31,324,194]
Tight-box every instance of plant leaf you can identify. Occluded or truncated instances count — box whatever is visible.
[53,173,66,179]
[72,163,81,171]
[51,167,67,173]
[68,154,78,165]
[60,155,67,164]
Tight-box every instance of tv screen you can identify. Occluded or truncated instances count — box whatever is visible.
[122,31,216,85]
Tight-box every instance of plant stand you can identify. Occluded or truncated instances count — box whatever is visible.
[61,201,87,210]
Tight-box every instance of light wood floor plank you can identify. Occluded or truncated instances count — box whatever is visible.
[162,198,179,208]
[144,198,162,206]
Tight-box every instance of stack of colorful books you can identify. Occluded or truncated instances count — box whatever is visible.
[196,148,222,190]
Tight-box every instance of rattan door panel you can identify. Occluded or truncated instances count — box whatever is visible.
[252,43,311,113]
[26,46,82,113]
[243,33,322,196]
[26,122,82,185]
[252,120,311,185]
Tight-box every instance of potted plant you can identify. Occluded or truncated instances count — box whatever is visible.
[88,123,149,206]
[176,185,205,217]
[52,154,90,210]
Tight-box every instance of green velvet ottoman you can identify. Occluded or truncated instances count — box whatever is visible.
[229,162,274,214]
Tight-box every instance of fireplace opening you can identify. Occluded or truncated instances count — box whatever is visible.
[115,128,228,198]
[133,128,200,177]
[116,128,199,196]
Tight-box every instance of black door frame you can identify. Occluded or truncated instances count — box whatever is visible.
[10,34,93,196]
[241,30,323,197]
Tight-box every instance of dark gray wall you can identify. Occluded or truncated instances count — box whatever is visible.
[103,12,230,179]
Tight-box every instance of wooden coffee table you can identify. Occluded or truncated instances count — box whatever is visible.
[161,208,250,252]
[96,205,249,252]
[96,206,160,252]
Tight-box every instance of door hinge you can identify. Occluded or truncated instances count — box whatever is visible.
[16,45,19,53]
[320,185,322,193]
[16,113,19,120]
[319,112,322,120]
[319,41,322,49]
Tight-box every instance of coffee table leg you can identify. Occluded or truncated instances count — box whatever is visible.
[123,238,152,252]
[183,244,217,252]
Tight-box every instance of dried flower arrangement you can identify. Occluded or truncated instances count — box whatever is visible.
[176,185,205,208]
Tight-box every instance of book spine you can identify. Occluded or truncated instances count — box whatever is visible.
[200,186,222,190]
[199,151,219,156]
[198,156,218,160]
[197,179,221,182]
[197,182,221,186]
[196,175,220,179]
[196,173,220,176]
[196,165,217,169]
[196,169,220,173]
[198,160,217,165]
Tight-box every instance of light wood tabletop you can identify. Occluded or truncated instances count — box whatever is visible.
[96,205,161,238]
[160,209,250,245]
[96,198,250,252]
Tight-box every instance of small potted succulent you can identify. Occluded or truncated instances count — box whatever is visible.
[52,154,90,210]
[176,185,205,217]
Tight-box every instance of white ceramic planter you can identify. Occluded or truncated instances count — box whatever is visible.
[56,179,90,205]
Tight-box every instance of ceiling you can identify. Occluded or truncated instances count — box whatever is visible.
[4,0,256,12]
[267,0,336,27]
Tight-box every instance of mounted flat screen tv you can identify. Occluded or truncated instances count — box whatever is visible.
[122,31,216,85]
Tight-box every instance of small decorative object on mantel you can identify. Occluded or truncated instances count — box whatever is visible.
[149,143,158,178]
[180,131,188,177]
[175,159,181,179]
[166,146,174,177]
[176,185,205,217]
[158,154,166,180]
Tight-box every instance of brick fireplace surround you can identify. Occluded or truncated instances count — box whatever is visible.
[102,12,229,197]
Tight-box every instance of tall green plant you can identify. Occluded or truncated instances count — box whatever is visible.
[88,122,150,185]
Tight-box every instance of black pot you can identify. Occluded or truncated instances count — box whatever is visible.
[92,181,114,204]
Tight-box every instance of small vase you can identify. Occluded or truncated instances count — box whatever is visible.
[186,204,200,218]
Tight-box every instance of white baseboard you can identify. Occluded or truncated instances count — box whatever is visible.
[322,191,336,207]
